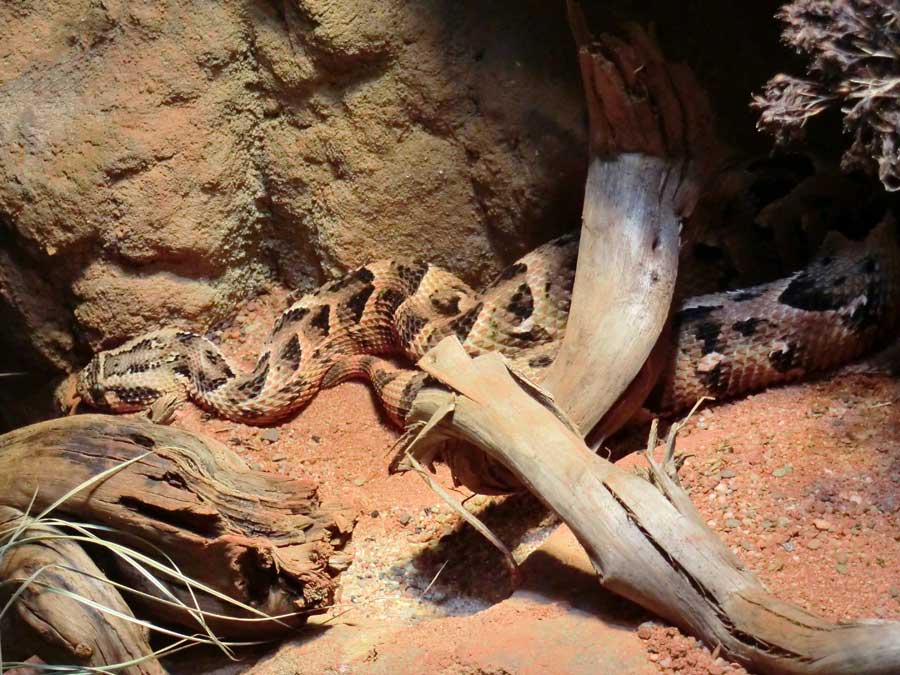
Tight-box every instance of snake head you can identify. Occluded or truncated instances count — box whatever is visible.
[76,353,156,412]
[76,354,113,410]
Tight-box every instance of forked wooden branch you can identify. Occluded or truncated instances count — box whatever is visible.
[400,20,900,675]
[0,415,354,643]
[408,339,900,674]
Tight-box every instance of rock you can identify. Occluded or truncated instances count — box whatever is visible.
[397,512,412,526]
[0,0,584,379]
[813,519,832,531]
[720,469,736,479]
[260,428,280,443]
[806,538,822,550]
[767,559,784,572]
[637,622,654,640]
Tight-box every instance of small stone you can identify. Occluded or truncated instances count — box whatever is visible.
[637,622,654,640]
[890,587,899,598]
[806,538,821,550]
[720,469,736,479]
[725,518,741,529]
[260,428,280,443]
[370,510,380,518]
[311,434,322,444]
[767,559,784,572]
[272,453,287,462]
[397,512,411,525]
[352,478,366,487]
[835,562,849,574]
[777,516,791,528]
[813,519,832,531]
[782,541,795,552]
[773,464,793,478]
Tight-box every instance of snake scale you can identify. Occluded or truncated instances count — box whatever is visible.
[77,216,900,427]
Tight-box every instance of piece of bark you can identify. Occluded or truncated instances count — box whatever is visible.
[0,414,354,638]
[0,506,163,675]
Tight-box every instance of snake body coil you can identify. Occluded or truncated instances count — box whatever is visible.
[77,218,900,426]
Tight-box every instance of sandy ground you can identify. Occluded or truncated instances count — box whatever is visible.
[162,285,899,674]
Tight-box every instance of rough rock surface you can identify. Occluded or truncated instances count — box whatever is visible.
[0,0,585,376]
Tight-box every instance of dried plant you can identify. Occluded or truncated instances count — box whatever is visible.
[753,0,900,191]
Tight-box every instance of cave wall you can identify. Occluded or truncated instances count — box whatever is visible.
[0,0,587,375]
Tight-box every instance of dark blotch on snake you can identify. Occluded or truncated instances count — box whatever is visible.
[732,318,764,337]
[279,335,303,370]
[506,283,534,322]
[346,284,375,323]
[310,305,330,335]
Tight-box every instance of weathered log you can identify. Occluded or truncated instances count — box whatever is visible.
[0,414,354,639]
[399,18,900,674]
[0,506,164,675]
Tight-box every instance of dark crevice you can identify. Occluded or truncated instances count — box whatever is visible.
[117,495,221,537]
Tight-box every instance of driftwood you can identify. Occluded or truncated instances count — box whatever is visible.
[0,415,354,648]
[399,19,900,675]
[0,506,164,675]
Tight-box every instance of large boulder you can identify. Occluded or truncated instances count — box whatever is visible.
[0,0,585,376]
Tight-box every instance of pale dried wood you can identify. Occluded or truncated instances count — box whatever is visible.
[398,18,900,674]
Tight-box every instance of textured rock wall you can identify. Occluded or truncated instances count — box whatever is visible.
[0,0,586,375]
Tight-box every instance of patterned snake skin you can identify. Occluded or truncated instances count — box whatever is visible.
[77,217,900,427]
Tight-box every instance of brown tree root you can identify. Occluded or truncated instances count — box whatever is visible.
[0,506,164,675]
[0,415,354,645]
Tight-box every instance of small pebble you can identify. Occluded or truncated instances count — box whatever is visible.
[397,512,411,525]
[806,539,822,550]
[813,519,832,531]
[637,622,654,640]
[260,428,280,443]
[352,478,366,487]
[835,562,849,575]
[767,559,784,572]
[720,469,736,479]
[772,465,793,478]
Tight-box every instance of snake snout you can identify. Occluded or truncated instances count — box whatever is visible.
[76,357,109,409]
